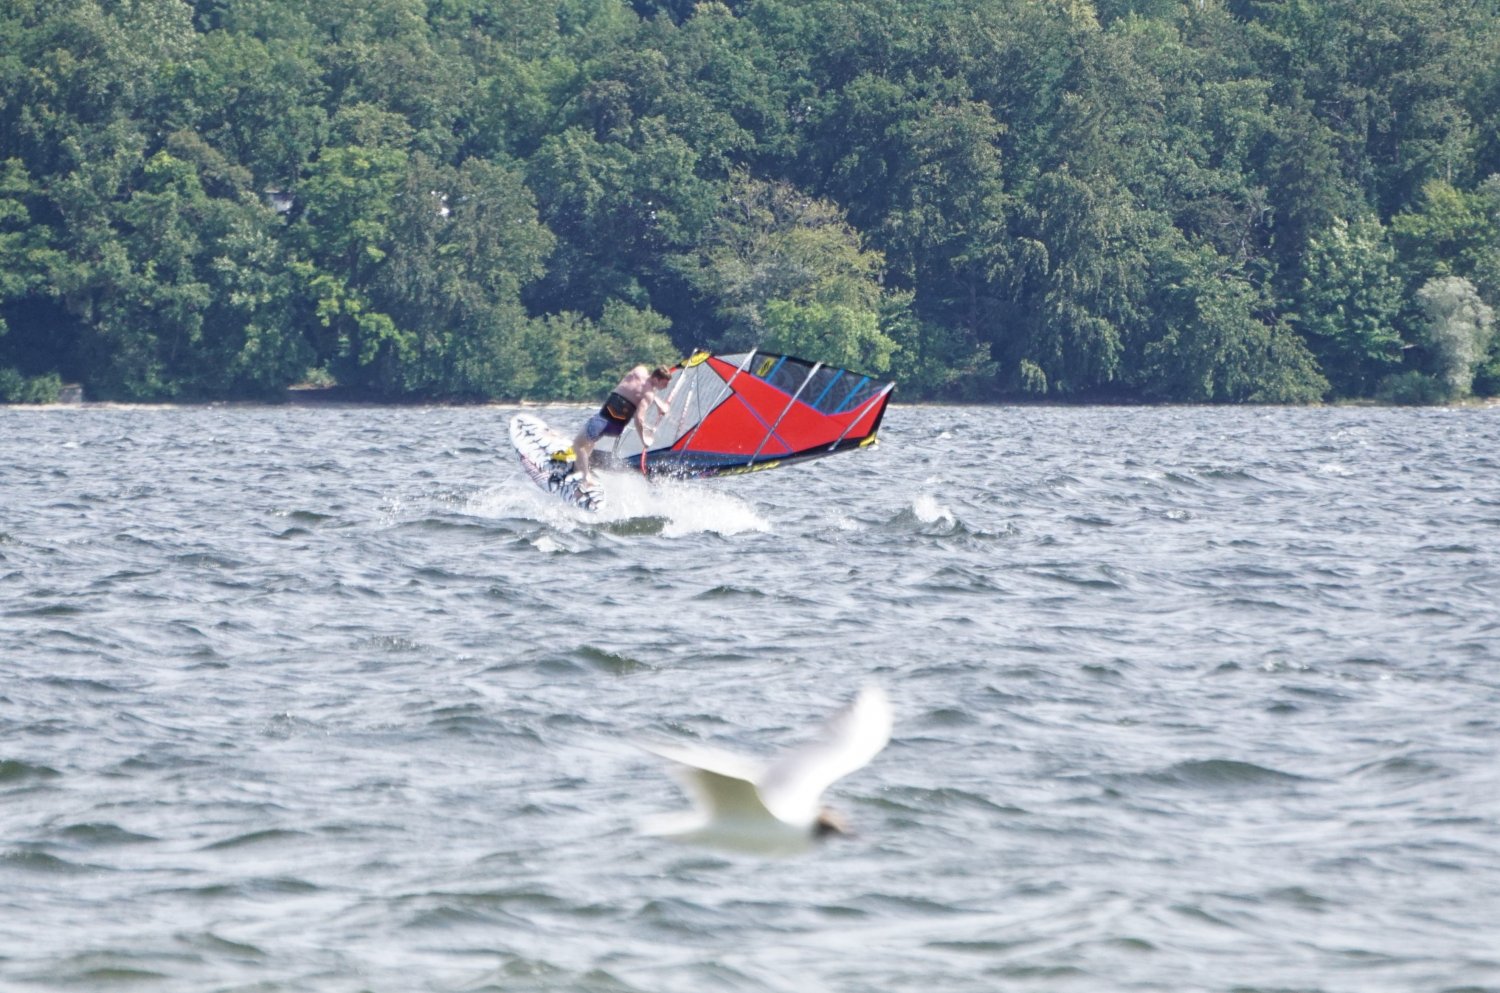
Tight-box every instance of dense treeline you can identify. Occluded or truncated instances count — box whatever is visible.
[2,0,1498,404]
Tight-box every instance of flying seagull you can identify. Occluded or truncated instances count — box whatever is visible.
[640,684,893,854]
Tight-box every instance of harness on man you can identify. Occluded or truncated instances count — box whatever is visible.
[601,391,636,424]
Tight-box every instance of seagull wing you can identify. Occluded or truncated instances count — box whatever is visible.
[756,684,893,827]
[639,741,773,823]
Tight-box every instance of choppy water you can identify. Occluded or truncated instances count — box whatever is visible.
[3,402,1499,993]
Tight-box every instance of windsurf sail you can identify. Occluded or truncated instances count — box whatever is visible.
[609,350,894,478]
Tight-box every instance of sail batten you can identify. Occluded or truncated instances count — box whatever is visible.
[747,361,822,466]
[829,382,894,450]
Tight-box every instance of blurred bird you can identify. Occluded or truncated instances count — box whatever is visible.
[640,684,892,854]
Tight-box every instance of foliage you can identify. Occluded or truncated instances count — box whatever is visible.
[671,169,892,362]
[0,157,65,350]
[0,367,61,403]
[1392,178,1500,306]
[1416,275,1495,398]
[1374,370,1448,406]
[1295,214,1403,397]
[515,302,676,401]
[2,0,1499,402]
[1136,240,1329,403]
[762,301,893,375]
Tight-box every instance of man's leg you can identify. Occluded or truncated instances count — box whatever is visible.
[571,431,594,485]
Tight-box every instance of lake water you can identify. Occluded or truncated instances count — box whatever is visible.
[2,402,1498,993]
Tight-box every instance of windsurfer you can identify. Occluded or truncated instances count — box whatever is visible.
[571,364,673,487]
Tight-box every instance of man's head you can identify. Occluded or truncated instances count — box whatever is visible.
[650,365,672,385]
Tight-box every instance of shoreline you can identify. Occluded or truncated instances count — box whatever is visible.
[5,385,1500,412]
[6,397,1500,412]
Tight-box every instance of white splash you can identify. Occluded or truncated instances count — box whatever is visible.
[469,468,770,537]
[611,473,769,536]
[912,493,954,526]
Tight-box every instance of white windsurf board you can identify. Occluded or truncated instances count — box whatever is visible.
[509,413,604,512]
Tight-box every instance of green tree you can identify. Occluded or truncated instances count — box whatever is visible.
[0,367,61,403]
[635,4,789,170]
[289,142,408,390]
[1296,214,1404,396]
[1135,239,1328,402]
[670,169,893,365]
[374,154,555,397]
[882,291,996,398]
[1004,167,1151,396]
[163,131,309,396]
[1474,176,1500,314]
[762,301,893,374]
[1417,275,1494,398]
[812,76,1008,390]
[0,158,64,353]
[514,301,676,401]
[166,28,328,188]
[306,0,470,160]
[63,142,306,399]
[5,0,1500,405]
[1241,0,1481,214]
[526,117,714,318]
[1392,178,1500,299]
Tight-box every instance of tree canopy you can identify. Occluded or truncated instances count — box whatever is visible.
[3,0,1498,403]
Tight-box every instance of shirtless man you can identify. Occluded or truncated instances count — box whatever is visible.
[571,364,673,487]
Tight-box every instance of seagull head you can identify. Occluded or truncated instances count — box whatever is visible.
[814,807,852,839]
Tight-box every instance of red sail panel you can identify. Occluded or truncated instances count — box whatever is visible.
[672,394,792,457]
[730,372,825,448]
[843,392,888,439]
[705,354,751,384]
[727,370,866,452]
